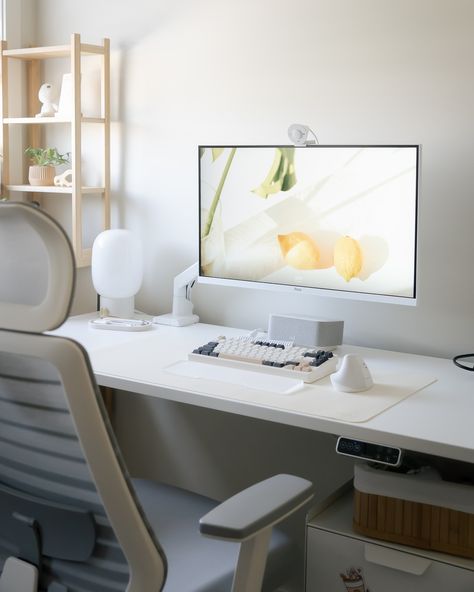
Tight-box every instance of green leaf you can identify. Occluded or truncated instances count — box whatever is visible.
[202,148,236,238]
[211,147,225,162]
[253,147,297,199]
[199,147,225,161]
[25,146,70,166]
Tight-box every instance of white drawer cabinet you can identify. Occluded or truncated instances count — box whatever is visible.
[306,490,474,591]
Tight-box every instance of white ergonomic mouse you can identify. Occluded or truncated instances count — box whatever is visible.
[330,353,373,393]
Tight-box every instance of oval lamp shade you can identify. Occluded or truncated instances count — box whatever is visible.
[91,229,143,318]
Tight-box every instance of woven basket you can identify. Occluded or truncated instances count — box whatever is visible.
[353,488,474,559]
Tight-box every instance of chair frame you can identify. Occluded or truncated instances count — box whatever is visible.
[0,202,314,592]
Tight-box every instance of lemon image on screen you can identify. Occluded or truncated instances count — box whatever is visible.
[334,236,363,282]
[278,232,320,270]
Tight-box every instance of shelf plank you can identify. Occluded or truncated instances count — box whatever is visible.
[7,185,105,194]
[4,45,71,60]
[4,117,105,124]
[5,117,69,124]
[3,43,104,60]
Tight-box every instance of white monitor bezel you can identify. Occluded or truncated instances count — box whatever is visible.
[198,144,420,307]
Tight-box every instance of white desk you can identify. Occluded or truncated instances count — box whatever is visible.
[54,313,474,464]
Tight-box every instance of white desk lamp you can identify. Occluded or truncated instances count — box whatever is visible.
[288,123,320,146]
[153,262,199,327]
[91,229,144,319]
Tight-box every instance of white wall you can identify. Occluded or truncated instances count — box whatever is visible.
[32,0,474,359]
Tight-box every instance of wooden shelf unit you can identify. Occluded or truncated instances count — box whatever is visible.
[0,33,111,267]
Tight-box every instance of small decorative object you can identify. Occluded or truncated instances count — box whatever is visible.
[91,229,144,320]
[340,567,369,592]
[54,169,73,187]
[56,73,73,119]
[25,147,71,187]
[35,83,58,118]
[56,72,96,119]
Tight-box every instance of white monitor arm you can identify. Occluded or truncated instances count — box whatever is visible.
[153,262,199,327]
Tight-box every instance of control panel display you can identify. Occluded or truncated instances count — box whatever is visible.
[336,437,402,466]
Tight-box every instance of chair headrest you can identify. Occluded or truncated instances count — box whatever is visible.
[0,202,75,332]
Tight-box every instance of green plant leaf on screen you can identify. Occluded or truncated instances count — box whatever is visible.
[202,147,237,238]
[211,147,225,161]
[199,147,225,161]
[252,147,297,198]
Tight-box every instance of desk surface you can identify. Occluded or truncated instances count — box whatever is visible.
[54,314,474,463]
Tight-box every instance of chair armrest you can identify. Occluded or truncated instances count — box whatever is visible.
[199,474,314,542]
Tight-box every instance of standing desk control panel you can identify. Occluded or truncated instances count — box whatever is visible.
[336,436,403,466]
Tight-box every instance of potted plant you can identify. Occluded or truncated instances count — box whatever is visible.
[25,147,70,186]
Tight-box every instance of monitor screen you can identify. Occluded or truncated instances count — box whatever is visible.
[199,145,419,304]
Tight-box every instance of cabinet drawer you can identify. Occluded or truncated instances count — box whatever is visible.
[306,528,474,591]
[306,490,474,591]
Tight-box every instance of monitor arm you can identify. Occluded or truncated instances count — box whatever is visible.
[153,262,199,327]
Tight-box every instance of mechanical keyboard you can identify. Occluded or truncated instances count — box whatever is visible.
[189,335,338,383]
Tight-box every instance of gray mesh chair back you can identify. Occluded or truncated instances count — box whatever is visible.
[0,202,166,592]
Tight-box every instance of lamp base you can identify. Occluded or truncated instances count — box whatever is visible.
[153,313,199,327]
[89,317,153,331]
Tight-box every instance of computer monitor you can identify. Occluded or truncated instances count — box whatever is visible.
[199,145,419,305]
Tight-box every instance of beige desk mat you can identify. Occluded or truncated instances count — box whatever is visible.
[291,373,437,423]
[166,361,437,423]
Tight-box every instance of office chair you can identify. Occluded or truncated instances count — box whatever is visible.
[0,201,314,592]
